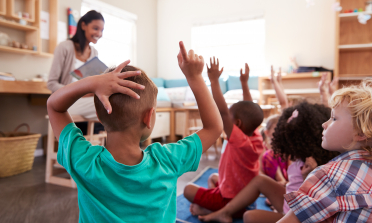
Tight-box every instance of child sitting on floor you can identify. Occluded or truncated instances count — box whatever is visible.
[47,41,223,222]
[260,115,288,186]
[183,58,264,217]
[280,80,372,223]
[199,102,339,223]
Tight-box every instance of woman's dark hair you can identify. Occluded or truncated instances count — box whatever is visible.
[71,10,104,54]
[272,102,339,165]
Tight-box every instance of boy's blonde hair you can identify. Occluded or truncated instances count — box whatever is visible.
[329,79,372,154]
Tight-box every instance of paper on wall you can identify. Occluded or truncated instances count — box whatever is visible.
[40,11,49,40]
[57,21,68,44]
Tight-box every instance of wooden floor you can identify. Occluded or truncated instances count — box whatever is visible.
[0,151,220,222]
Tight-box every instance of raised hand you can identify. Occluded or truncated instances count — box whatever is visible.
[177,41,204,80]
[207,57,224,82]
[277,67,282,83]
[94,60,145,114]
[240,63,249,83]
[270,65,277,84]
[318,73,328,95]
[328,77,339,96]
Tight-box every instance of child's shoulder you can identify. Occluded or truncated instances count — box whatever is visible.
[230,125,263,142]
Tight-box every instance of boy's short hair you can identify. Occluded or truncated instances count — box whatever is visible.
[330,79,372,153]
[94,65,158,132]
[229,101,264,135]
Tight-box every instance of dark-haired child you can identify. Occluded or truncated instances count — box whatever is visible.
[47,42,223,222]
[260,115,288,186]
[183,58,264,217]
[280,80,372,223]
[199,102,339,223]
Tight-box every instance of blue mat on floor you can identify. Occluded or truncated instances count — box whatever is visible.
[176,167,272,223]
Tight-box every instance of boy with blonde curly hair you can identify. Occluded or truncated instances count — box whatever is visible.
[280,79,372,223]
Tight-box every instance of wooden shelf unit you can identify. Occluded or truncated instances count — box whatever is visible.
[0,0,58,57]
[335,0,372,86]
[258,72,331,105]
[6,0,35,23]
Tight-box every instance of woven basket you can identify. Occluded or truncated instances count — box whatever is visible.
[0,124,41,178]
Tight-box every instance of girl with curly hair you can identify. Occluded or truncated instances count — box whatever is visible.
[199,102,339,223]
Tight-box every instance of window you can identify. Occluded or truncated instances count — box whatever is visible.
[192,19,266,77]
[81,0,137,67]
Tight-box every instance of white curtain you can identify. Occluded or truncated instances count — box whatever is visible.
[192,19,266,77]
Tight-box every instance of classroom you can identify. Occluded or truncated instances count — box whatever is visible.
[1,0,372,222]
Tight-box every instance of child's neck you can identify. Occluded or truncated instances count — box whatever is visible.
[105,130,144,166]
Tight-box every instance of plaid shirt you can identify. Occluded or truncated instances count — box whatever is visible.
[284,150,372,223]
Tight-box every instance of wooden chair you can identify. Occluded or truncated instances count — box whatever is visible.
[45,115,106,188]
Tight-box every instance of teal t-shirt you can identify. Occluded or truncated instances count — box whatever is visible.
[57,123,202,223]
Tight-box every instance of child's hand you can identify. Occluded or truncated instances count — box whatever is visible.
[93,60,145,114]
[207,57,224,82]
[177,41,204,80]
[270,65,277,84]
[328,77,339,96]
[277,67,282,83]
[301,157,318,180]
[318,73,328,94]
[240,63,249,83]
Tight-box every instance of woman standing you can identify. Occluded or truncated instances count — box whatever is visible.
[47,10,104,132]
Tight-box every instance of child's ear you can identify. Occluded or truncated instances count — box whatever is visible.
[235,119,242,128]
[143,107,155,129]
[354,132,368,142]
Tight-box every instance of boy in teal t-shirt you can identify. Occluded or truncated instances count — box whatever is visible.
[47,42,223,223]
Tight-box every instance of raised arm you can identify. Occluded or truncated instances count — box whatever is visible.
[318,73,330,107]
[47,60,144,140]
[271,66,289,109]
[240,63,252,101]
[206,57,234,139]
[177,43,223,153]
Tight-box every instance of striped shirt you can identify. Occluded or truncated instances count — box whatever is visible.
[284,150,372,223]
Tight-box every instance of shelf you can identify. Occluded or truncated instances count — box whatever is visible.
[37,52,54,58]
[263,88,319,95]
[338,76,372,81]
[339,12,372,21]
[0,80,51,94]
[0,19,37,31]
[0,45,37,54]
[339,43,372,51]
[260,72,330,80]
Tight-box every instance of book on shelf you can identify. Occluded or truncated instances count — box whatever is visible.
[70,57,108,80]
[0,72,15,81]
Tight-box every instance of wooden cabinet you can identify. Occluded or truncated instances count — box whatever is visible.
[0,0,57,57]
[335,0,372,86]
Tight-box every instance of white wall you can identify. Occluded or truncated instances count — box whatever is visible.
[157,0,336,79]
[0,0,157,151]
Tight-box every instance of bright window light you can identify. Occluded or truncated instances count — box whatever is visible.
[192,19,266,77]
[81,0,137,67]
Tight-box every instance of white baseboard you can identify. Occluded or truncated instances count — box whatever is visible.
[34,148,44,157]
